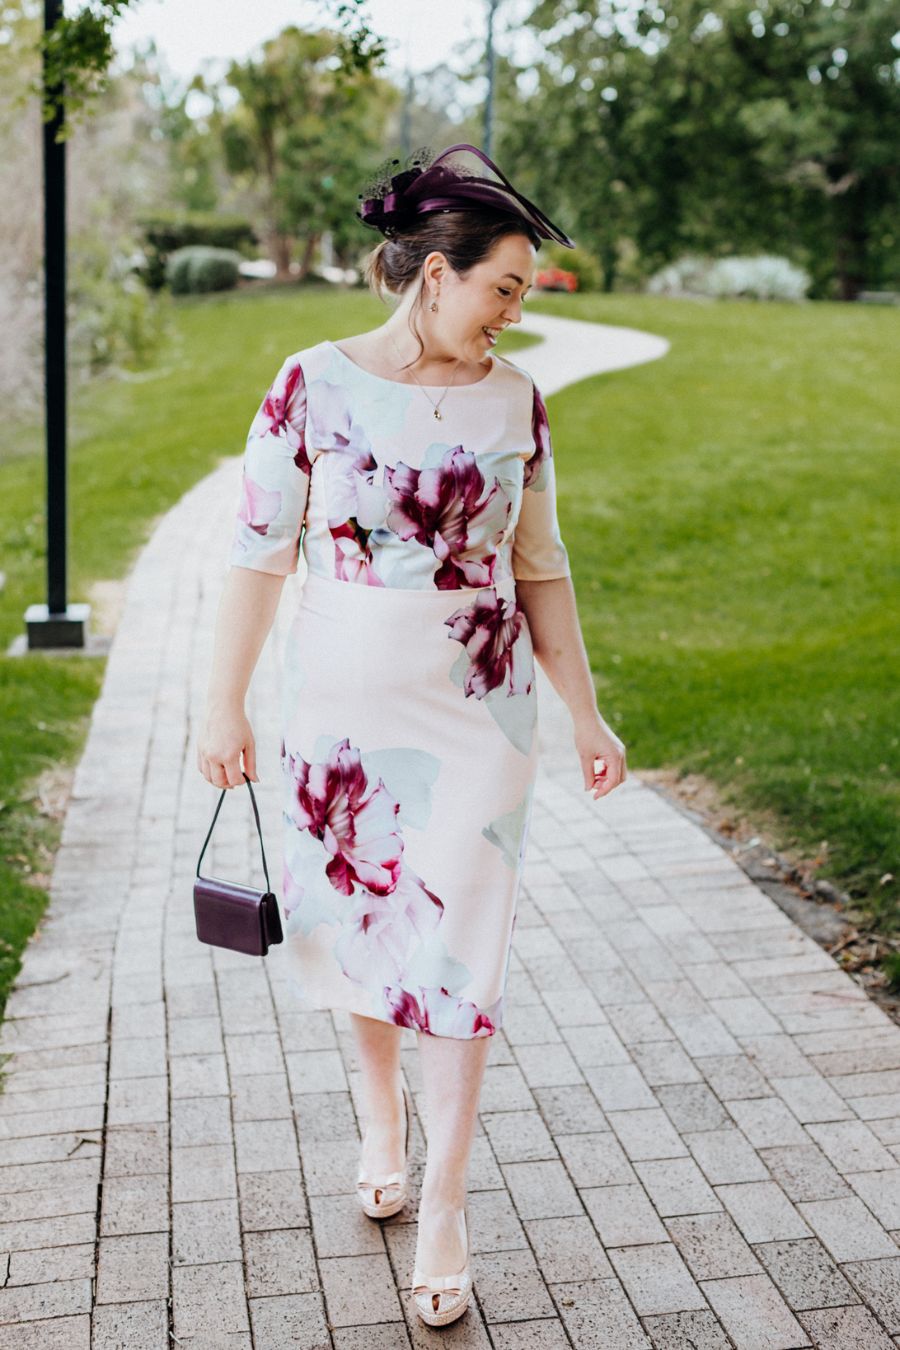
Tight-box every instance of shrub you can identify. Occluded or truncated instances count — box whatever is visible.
[138,211,257,290]
[166,246,243,295]
[647,253,810,301]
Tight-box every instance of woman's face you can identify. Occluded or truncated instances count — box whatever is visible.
[426,234,538,362]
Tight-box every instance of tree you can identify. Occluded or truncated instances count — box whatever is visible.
[520,0,899,295]
[217,26,397,279]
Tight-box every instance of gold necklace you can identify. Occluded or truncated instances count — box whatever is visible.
[387,333,462,421]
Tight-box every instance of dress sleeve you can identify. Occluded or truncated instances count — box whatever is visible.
[229,354,315,575]
[511,378,572,582]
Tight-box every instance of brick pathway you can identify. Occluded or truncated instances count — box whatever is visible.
[3,318,900,1348]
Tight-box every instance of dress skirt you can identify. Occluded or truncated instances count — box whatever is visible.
[228,337,572,1038]
[278,570,538,1038]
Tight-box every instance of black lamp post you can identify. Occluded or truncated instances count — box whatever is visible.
[25,0,91,649]
[483,0,500,157]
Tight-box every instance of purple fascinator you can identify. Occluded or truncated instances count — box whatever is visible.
[356,143,576,249]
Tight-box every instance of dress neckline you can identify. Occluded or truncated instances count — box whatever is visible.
[326,339,497,389]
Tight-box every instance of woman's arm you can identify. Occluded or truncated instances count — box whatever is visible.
[198,566,286,789]
[516,576,627,799]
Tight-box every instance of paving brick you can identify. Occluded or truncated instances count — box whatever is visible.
[607,1107,689,1161]
[172,1260,250,1337]
[0,1278,92,1323]
[466,1187,528,1253]
[657,1083,731,1133]
[481,1109,557,1164]
[609,1243,706,1315]
[635,1158,721,1217]
[686,1129,770,1185]
[6,1243,94,1285]
[797,1197,899,1262]
[98,1173,167,1237]
[841,1258,900,1334]
[532,1085,608,1135]
[96,1233,169,1304]
[583,1064,656,1112]
[797,1304,896,1348]
[756,1144,848,1205]
[667,1212,762,1281]
[769,1074,854,1124]
[754,1238,859,1311]
[668,1014,741,1059]
[247,1290,331,1348]
[700,1274,811,1348]
[630,1040,703,1086]
[697,1055,772,1101]
[172,1198,241,1265]
[489,1321,570,1349]
[332,1326,412,1350]
[806,1121,896,1174]
[514,1042,583,1088]
[244,1227,318,1298]
[524,1215,613,1282]
[555,1131,635,1187]
[717,1181,811,1244]
[581,1183,668,1247]
[725,1098,808,1148]
[643,1309,733,1349]
[560,1024,632,1067]
[502,1159,583,1220]
[90,1300,169,1349]
[474,1248,556,1323]
[549,1276,651,1348]
[541,988,607,1027]
[844,1170,900,1229]
[238,1169,309,1232]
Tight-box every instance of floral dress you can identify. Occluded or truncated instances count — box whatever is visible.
[229,339,571,1038]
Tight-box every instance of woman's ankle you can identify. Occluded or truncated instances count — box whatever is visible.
[419,1175,467,1212]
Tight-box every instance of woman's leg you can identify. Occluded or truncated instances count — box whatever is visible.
[349,1012,407,1177]
[414,1031,492,1271]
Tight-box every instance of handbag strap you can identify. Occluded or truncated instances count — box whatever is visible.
[196,772,272,893]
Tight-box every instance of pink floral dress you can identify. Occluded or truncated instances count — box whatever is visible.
[229,339,571,1038]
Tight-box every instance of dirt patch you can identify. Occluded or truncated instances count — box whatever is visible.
[86,578,129,640]
[637,766,900,1023]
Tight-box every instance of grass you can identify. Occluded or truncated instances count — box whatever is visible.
[0,281,897,1015]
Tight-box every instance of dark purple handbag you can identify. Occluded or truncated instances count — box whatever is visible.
[194,772,284,956]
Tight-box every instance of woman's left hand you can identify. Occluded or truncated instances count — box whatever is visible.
[573,712,627,800]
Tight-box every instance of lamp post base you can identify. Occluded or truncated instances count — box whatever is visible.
[24,602,92,650]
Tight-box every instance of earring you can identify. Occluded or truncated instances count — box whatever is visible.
[430,286,440,312]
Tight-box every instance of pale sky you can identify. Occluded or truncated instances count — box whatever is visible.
[110,0,538,108]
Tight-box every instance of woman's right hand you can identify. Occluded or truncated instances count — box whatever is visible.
[197,705,259,789]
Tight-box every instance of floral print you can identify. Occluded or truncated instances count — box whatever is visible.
[384,445,511,589]
[231,340,569,1037]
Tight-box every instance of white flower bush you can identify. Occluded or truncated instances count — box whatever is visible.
[647,253,810,301]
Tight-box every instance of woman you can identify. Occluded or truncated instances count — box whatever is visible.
[198,143,626,1328]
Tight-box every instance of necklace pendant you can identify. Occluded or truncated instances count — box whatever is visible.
[433,408,442,420]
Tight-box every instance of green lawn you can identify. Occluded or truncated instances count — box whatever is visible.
[0,282,897,1012]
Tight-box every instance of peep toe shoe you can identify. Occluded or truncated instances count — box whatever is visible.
[356,1081,412,1219]
[411,1204,472,1328]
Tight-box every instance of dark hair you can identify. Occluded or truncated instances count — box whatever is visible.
[363,209,542,371]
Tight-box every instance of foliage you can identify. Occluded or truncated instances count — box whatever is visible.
[138,211,258,290]
[648,253,812,300]
[540,243,604,291]
[28,0,385,137]
[518,0,900,297]
[215,25,398,276]
[68,230,171,372]
[165,245,243,295]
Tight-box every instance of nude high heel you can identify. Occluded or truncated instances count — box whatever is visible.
[356,1080,412,1219]
[411,1203,472,1327]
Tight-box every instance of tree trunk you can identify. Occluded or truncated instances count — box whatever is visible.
[295,233,318,281]
[833,181,868,302]
[271,230,293,280]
